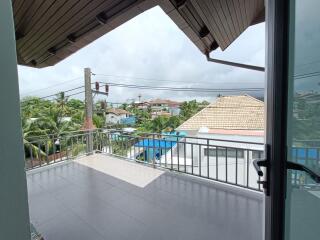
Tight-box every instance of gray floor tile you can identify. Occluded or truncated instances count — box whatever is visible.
[27,160,263,240]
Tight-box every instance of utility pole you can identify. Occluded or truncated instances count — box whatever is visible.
[84,67,94,154]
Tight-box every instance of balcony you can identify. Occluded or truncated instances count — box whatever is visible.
[26,130,264,240]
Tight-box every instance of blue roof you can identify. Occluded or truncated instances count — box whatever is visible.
[135,139,176,148]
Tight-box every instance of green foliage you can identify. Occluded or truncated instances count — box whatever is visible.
[67,99,85,110]
[151,116,169,133]
[110,137,130,156]
[21,96,84,137]
[179,100,201,121]
[125,100,203,134]
[20,96,83,159]
[120,103,128,110]
[93,114,105,129]
[71,143,86,157]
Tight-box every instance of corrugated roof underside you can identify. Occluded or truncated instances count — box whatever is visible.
[189,0,265,50]
[13,0,264,68]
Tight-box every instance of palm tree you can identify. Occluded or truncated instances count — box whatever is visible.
[151,116,168,134]
[21,115,48,163]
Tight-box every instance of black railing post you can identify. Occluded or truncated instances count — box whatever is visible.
[191,143,194,175]
[71,137,74,158]
[216,146,218,180]
[152,135,156,167]
[29,145,33,169]
[147,138,150,164]
[225,147,228,182]
[52,136,56,163]
[246,150,250,187]
[65,138,69,160]
[45,140,49,165]
[236,149,238,185]
[258,151,262,191]
[184,140,187,173]
[38,142,42,167]
[207,139,209,178]
[199,145,201,176]
[171,141,173,170]
[177,137,180,171]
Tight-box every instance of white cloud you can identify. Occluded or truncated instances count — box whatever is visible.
[18,6,265,103]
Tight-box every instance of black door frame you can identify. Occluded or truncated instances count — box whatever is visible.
[264,0,290,240]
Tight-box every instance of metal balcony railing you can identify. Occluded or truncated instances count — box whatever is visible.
[103,131,265,191]
[24,130,102,170]
[24,129,265,191]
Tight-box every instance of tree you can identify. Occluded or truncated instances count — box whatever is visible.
[167,116,181,131]
[179,100,200,121]
[151,116,169,134]
[120,103,128,110]
[93,114,105,129]
[67,99,85,110]
[20,96,81,138]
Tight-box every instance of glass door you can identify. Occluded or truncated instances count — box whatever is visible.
[285,0,320,239]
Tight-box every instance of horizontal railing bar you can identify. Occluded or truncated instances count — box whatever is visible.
[105,130,264,145]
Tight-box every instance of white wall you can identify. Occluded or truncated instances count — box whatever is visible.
[160,133,264,189]
[106,113,127,124]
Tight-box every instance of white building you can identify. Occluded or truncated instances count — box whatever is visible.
[151,111,171,119]
[106,108,130,124]
[148,99,181,116]
[160,95,265,188]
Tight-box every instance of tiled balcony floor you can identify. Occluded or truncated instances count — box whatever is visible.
[27,154,263,240]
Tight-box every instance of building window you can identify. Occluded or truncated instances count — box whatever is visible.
[204,148,244,158]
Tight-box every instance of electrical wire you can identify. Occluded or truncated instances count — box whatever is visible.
[64,90,85,98]
[93,73,257,85]
[21,77,82,96]
[98,82,264,93]
[21,85,84,103]
[93,73,197,84]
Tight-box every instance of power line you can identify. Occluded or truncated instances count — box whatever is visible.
[38,85,84,99]
[93,73,254,85]
[93,73,191,84]
[99,82,264,93]
[65,90,85,98]
[21,77,82,96]
[21,85,84,102]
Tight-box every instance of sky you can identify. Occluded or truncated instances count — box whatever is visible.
[18,6,265,104]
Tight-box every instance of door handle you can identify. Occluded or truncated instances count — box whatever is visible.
[287,161,320,183]
[253,159,268,176]
[253,158,269,192]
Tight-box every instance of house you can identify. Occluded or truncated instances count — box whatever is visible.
[106,108,131,124]
[177,95,264,141]
[148,99,181,116]
[161,95,265,186]
[151,111,171,119]
[134,101,150,110]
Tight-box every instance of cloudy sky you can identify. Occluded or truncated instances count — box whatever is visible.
[18,6,265,104]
